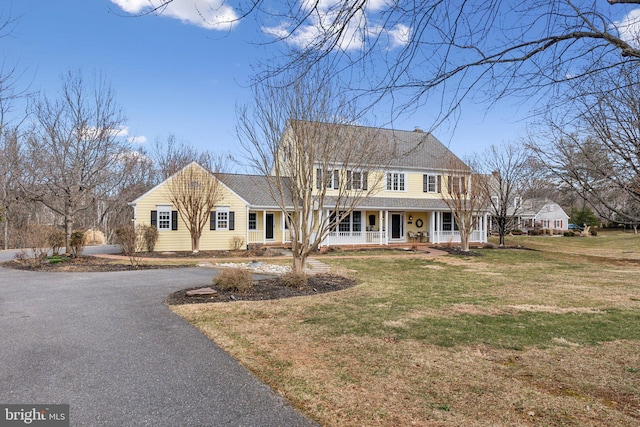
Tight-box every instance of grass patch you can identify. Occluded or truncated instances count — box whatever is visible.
[173,232,640,426]
[47,255,70,264]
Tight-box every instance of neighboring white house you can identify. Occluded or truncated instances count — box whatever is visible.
[510,199,570,232]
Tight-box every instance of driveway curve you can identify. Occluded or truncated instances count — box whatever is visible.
[0,264,317,426]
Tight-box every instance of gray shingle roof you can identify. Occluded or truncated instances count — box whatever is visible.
[216,173,292,207]
[290,120,469,171]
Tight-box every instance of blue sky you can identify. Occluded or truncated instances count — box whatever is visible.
[4,0,634,160]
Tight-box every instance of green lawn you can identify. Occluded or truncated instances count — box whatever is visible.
[173,231,640,426]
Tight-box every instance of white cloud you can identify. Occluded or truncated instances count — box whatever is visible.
[128,135,148,144]
[612,8,640,48]
[110,0,239,31]
[112,126,147,144]
[262,0,408,51]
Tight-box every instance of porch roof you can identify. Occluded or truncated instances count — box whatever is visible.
[323,196,451,210]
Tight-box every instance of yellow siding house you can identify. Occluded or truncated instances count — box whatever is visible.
[130,123,488,251]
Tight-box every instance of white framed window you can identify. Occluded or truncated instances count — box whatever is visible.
[248,212,257,230]
[423,174,438,193]
[217,207,229,230]
[157,206,172,230]
[442,212,459,231]
[347,170,368,190]
[316,168,340,189]
[337,211,362,233]
[513,197,521,208]
[448,176,466,194]
[386,172,405,191]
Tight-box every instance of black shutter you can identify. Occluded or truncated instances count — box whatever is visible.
[423,175,428,192]
[229,211,235,230]
[316,168,322,189]
[210,211,216,230]
[333,170,339,189]
[346,170,352,190]
[171,211,178,230]
[363,172,368,190]
[151,211,157,227]
[437,175,442,193]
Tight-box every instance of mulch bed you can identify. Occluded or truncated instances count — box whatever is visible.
[166,274,357,305]
[1,256,182,272]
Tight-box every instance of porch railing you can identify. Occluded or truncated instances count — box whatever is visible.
[324,230,387,246]
[432,229,485,243]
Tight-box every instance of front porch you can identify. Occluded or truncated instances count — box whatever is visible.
[323,209,488,247]
[244,208,487,248]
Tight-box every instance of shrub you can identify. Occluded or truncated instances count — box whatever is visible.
[141,225,159,252]
[213,267,254,293]
[15,223,50,267]
[115,226,138,255]
[563,231,575,237]
[114,225,144,267]
[84,228,105,245]
[229,236,245,252]
[47,228,65,256]
[69,231,85,256]
[590,229,598,236]
[280,271,309,288]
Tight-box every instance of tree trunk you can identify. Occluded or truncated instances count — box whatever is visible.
[460,232,470,252]
[191,232,199,252]
[293,251,307,274]
[64,204,73,254]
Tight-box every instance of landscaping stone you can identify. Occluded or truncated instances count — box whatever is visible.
[186,287,218,297]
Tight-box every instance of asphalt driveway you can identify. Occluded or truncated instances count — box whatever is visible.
[0,258,317,426]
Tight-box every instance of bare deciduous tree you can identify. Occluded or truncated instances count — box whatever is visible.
[135,1,640,126]
[151,133,236,182]
[166,162,223,252]
[529,63,640,226]
[22,71,131,250]
[0,127,24,249]
[440,158,489,252]
[476,143,530,246]
[237,67,390,273]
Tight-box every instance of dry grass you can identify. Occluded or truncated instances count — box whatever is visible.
[172,232,640,426]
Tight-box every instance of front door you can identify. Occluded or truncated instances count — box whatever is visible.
[391,213,403,239]
[266,213,275,240]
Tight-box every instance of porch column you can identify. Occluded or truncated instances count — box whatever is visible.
[379,210,383,245]
[385,210,389,245]
[483,213,488,243]
[429,211,436,243]
[246,205,250,247]
[319,209,327,248]
[262,210,267,244]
